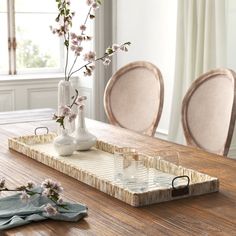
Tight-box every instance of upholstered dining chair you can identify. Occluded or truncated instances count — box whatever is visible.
[181,68,236,156]
[104,61,164,136]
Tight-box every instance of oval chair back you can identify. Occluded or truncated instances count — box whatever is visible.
[182,68,236,156]
[104,61,164,136]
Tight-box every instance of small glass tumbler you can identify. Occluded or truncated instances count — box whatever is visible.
[155,150,180,166]
[114,147,136,182]
[154,150,180,186]
[114,148,149,192]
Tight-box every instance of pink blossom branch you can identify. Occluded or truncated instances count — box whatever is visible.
[69,89,79,109]
[69,42,131,78]
[67,7,92,79]
[69,55,107,78]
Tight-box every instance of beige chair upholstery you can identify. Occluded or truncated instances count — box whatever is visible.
[104,61,164,136]
[182,68,236,156]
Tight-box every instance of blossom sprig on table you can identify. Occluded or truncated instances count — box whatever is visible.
[50,0,131,81]
[0,178,66,216]
[53,90,87,129]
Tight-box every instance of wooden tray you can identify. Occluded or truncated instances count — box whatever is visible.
[8,133,219,207]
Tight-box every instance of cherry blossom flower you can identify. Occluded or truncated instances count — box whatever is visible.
[52,182,63,193]
[20,191,30,202]
[92,2,99,10]
[86,0,93,6]
[76,96,87,103]
[70,32,77,39]
[60,105,71,116]
[57,197,64,205]
[83,51,96,62]
[84,69,92,76]
[80,24,87,31]
[44,203,58,216]
[72,39,78,46]
[112,44,120,51]
[42,188,50,197]
[120,45,129,52]
[27,181,35,189]
[75,96,87,111]
[41,179,55,189]
[75,46,83,56]
[77,35,84,42]
[68,113,76,123]
[70,45,77,51]
[78,104,85,110]
[103,58,111,66]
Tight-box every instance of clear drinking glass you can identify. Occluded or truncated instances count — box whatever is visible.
[153,150,180,187]
[155,150,180,166]
[114,147,135,182]
[114,148,149,192]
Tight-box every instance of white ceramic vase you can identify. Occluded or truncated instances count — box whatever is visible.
[57,79,75,133]
[73,108,97,151]
[53,129,75,156]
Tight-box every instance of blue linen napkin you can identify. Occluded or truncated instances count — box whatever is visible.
[0,189,88,230]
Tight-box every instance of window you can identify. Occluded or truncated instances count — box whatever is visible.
[1,0,94,77]
[1,0,63,75]
[0,1,9,74]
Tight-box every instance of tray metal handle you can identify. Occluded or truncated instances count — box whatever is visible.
[171,175,190,197]
[34,127,49,135]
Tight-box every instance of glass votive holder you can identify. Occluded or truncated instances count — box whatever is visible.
[114,147,149,192]
[153,150,180,186]
[114,147,136,182]
[155,150,180,166]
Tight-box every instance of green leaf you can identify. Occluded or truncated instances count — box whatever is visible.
[106,48,113,54]
[96,0,102,5]
[64,40,69,47]
[27,191,37,196]
[56,117,65,129]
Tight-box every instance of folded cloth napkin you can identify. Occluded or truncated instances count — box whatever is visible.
[0,189,88,230]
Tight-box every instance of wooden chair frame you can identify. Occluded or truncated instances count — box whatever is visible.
[181,68,236,156]
[104,61,164,136]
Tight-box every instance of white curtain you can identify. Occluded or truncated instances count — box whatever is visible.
[94,0,113,121]
[168,0,227,143]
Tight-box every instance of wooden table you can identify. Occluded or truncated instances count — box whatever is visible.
[0,110,236,235]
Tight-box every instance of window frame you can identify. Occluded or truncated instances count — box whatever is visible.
[2,0,65,76]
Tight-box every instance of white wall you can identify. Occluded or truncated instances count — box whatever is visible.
[0,75,93,119]
[114,0,177,138]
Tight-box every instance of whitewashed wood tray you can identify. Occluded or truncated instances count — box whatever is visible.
[8,133,219,207]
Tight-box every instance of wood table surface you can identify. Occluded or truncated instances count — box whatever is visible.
[0,109,236,235]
